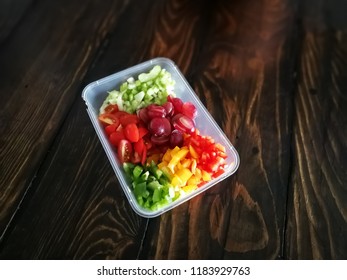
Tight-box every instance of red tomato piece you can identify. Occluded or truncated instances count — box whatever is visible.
[124,123,139,143]
[105,122,120,136]
[131,151,141,164]
[99,113,119,126]
[114,111,129,118]
[120,114,139,126]
[141,146,147,165]
[117,139,133,163]
[134,138,144,155]
[109,130,125,147]
[104,104,119,114]
[138,127,149,138]
[144,139,152,150]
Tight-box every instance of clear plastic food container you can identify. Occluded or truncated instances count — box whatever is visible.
[82,57,240,218]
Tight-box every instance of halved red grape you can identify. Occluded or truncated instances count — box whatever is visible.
[163,101,174,117]
[182,102,197,120]
[169,129,184,148]
[151,135,170,146]
[168,96,183,113]
[147,104,166,119]
[172,114,195,134]
[138,108,150,123]
[148,117,172,136]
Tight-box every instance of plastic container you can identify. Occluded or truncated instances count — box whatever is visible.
[82,57,239,218]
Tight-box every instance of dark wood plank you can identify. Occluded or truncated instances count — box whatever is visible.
[140,0,298,259]
[0,0,129,239]
[0,0,209,259]
[285,0,347,259]
[0,0,33,45]
[0,99,148,259]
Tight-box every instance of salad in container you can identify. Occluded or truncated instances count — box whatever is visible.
[82,58,239,218]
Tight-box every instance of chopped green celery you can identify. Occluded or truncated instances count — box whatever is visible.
[137,196,144,206]
[132,165,143,179]
[134,182,147,197]
[147,181,162,191]
[116,94,124,111]
[120,82,128,92]
[147,88,154,96]
[159,176,170,186]
[161,169,172,181]
[153,169,162,180]
[134,91,145,102]
[140,171,149,181]
[144,199,152,209]
[99,65,176,114]
[168,187,175,198]
[144,95,153,102]
[152,189,162,203]
[122,158,183,211]
[123,162,135,177]
[147,175,156,183]
[151,202,165,211]
[127,77,135,83]
[174,191,181,201]
[128,83,136,90]
[148,161,164,180]
[138,65,161,82]
[163,195,173,204]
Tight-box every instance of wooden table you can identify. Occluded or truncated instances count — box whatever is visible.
[0,0,346,260]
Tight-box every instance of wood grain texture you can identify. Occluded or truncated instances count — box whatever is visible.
[0,1,226,259]
[285,0,347,259]
[0,0,34,45]
[1,0,346,260]
[140,0,297,259]
[0,0,129,239]
[0,99,147,259]
[0,0,208,259]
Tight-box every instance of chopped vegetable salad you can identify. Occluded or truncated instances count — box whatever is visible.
[99,66,228,211]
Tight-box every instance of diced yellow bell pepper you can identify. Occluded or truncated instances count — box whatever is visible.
[158,161,167,169]
[176,168,192,184]
[175,148,189,160]
[202,170,212,181]
[163,149,172,162]
[171,175,183,187]
[187,175,199,186]
[177,161,182,170]
[170,146,180,156]
[182,185,197,193]
[195,168,202,180]
[161,166,173,180]
[191,159,197,174]
[168,159,178,173]
[189,145,199,159]
[181,158,191,168]
[168,149,188,173]
[158,144,217,190]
